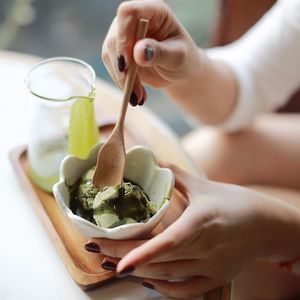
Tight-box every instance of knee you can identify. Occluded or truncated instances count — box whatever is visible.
[234,260,300,300]
[182,127,250,183]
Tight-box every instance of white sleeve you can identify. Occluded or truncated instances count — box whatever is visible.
[206,0,300,132]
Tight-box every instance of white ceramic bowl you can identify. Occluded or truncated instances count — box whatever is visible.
[53,143,174,240]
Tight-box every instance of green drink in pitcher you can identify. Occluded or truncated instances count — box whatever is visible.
[26,57,99,192]
[68,92,99,159]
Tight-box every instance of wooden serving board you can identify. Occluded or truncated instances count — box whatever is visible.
[9,120,194,290]
[9,78,230,297]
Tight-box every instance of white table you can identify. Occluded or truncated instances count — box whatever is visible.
[0,51,203,300]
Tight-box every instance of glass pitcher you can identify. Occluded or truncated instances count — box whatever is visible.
[25,57,99,193]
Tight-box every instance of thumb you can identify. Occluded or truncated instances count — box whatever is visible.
[133,38,185,69]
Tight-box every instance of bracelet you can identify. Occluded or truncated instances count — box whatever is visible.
[276,256,300,274]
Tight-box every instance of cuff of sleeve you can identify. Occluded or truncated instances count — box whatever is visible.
[205,47,262,133]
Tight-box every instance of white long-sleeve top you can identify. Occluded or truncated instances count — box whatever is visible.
[206,0,300,132]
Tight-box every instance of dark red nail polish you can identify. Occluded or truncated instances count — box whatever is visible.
[130,92,138,106]
[84,242,100,253]
[117,266,135,277]
[101,261,117,271]
[138,98,144,106]
[144,45,154,61]
[118,55,126,72]
[142,281,155,290]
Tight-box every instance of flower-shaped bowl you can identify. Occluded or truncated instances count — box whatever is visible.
[53,143,174,240]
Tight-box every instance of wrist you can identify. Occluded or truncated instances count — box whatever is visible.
[257,194,300,262]
[164,48,237,124]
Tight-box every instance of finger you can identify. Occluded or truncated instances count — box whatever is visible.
[116,209,193,273]
[100,257,197,278]
[142,277,216,300]
[103,56,120,88]
[102,45,120,88]
[104,17,146,104]
[85,238,188,263]
[130,76,145,106]
[116,0,172,69]
[102,25,145,101]
[133,38,187,70]
[107,44,125,88]
[85,238,146,258]
[102,17,125,88]
[101,256,120,271]
[106,51,145,105]
[150,160,193,200]
[168,164,207,195]
[134,259,202,280]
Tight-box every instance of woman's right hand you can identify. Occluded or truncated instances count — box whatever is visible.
[102,0,203,106]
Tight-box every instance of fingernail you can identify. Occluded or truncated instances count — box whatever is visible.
[117,265,135,277]
[142,281,155,290]
[138,98,144,106]
[144,45,154,61]
[118,55,126,72]
[130,92,138,106]
[84,242,100,253]
[101,261,117,271]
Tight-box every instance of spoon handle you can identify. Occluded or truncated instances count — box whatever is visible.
[118,18,149,128]
[203,282,232,300]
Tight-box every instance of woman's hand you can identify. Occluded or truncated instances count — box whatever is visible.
[86,166,300,299]
[102,0,202,105]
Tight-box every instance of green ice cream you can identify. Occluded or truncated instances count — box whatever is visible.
[70,166,156,228]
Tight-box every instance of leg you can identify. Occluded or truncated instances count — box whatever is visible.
[182,114,300,189]
[234,259,300,300]
[233,185,300,300]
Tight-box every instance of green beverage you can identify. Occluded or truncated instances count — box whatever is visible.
[28,136,68,192]
[68,92,99,159]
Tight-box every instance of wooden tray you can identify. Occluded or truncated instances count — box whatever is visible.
[9,121,191,290]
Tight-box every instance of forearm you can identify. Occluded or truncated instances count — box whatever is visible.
[164,50,238,125]
[255,190,300,265]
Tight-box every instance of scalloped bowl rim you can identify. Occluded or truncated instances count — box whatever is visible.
[53,143,174,239]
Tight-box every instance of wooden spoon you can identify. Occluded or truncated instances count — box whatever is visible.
[203,282,232,300]
[93,19,149,189]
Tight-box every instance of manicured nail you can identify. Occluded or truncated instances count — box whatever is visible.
[138,98,144,106]
[118,55,126,72]
[101,261,117,271]
[130,92,138,106]
[84,242,100,253]
[142,281,155,290]
[144,45,154,61]
[117,266,135,277]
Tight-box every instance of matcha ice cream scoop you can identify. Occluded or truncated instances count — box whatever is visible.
[70,166,156,228]
[93,182,156,228]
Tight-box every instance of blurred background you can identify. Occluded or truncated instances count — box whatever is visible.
[0,0,219,136]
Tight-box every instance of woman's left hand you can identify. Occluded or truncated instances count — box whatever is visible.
[86,165,293,299]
